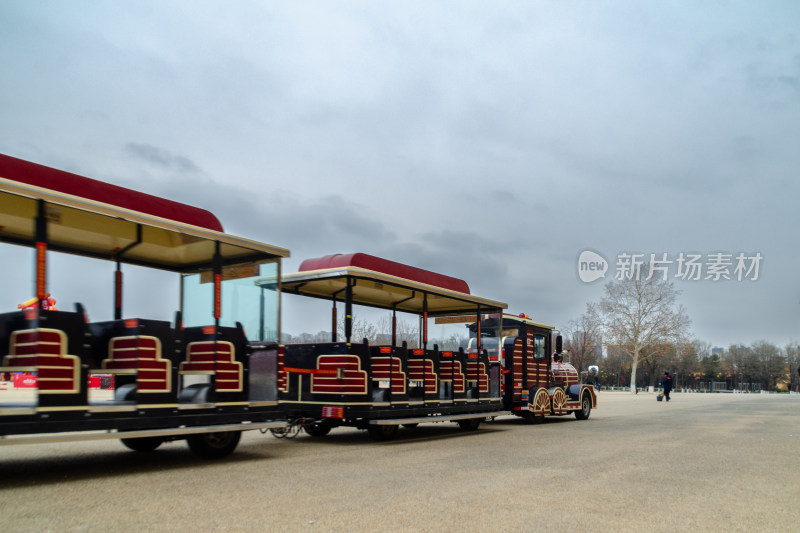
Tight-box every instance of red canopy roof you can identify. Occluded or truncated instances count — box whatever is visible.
[298,253,471,294]
[0,153,223,232]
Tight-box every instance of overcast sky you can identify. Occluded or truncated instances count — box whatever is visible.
[1,1,798,348]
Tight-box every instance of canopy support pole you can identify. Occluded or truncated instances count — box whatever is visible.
[345,278,353,347]
[330,287,346,342]
[476,305,482,351]
[391,307,396,347]
[34,200,48,308]
[389,293,414,347]
[422,294,428,350]
[113,225,142,320]
[331,302,337,342]
[213,242,222,328]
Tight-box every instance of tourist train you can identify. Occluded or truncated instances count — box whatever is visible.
[0,154,596,458]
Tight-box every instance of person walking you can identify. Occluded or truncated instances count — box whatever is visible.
[661,372,673,402]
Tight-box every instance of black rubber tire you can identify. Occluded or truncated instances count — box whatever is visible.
[120,437,164,452]
[303,422,332,437]
[186,431,241,459]
[575,392,592,420]
[367,424,399,441]
[521,411,545,424]
[457,418,481,431]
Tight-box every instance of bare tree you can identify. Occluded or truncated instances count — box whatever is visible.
[786,343,800,392]
[751,340,785,390]
[599,267,691,393]
[337,314,379,344]
[375,315,419,348]
[564,302,602,374]
[601,345,630,388]
[725,344,757,390]
[701,352,722,384]
[283,330,331,343]
[642,342,674,388]
[691,340,712,360]
[676,340,705,389]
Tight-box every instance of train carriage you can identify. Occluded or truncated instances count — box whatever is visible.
[272,253,509,439]
[0,153,289,457]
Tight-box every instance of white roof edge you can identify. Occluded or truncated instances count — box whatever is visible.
[0,177,290,259]
[280,266,508,312]
[500,312,555,330]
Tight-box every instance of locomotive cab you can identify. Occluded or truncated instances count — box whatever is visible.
[465,313,596,422]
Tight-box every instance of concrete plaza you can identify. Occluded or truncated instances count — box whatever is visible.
[1,391,798,531]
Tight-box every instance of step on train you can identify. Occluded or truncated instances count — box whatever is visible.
[0,154,596,458]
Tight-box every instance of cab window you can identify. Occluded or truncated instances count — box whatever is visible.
[533,335,546,359]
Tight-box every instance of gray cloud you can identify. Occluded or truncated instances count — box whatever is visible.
[125,143,201,173]
[0,1,798,345]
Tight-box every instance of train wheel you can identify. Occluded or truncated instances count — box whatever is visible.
[532,388,551,416]
[303,421,332,437]
[367,424,399,441]
[551,388,567,415]
[187,431,241,459]
[575,392,592,420]
[121,437,164,452]
[457,418,481,431]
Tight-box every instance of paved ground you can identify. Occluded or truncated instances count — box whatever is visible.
[1,391,799,532]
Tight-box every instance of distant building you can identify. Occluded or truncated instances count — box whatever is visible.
[711,347,724,356]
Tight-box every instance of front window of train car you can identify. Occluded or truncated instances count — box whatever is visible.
[460,337,502,360]
[181,261,279,342]
[461,316,502,357]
